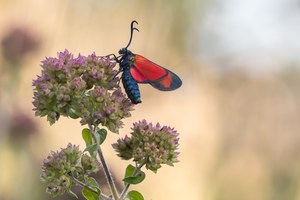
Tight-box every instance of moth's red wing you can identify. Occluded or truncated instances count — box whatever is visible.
[130,54,167,82]
[130,54,182,91]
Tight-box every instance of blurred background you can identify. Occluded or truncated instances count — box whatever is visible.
[1,0,300,199]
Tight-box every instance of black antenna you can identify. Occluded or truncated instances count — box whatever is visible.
[125,20,139,49]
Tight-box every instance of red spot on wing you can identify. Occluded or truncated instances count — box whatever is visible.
[158,72,172,88]
[130,54,167,83]
[149,71,182,91]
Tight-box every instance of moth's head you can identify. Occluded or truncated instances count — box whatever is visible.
[119,48,132,55]
[118,48,126,55]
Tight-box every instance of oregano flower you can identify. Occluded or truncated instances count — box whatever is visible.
[32,50,134,133]
[112,119,180,172]
[41,143,99,197]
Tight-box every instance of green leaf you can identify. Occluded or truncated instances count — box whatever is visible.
[94,128,107,145]
[125,164,136,178]
[81,177,101,200]
[68,107,80,119]
[85,177,100,191]
[82,188,99,200]
[82,128,93,147]
[68,189,79,199]
[127,190,144,200]
[66,176,78,199]
[84,144,98,157]
[123,169,145,185]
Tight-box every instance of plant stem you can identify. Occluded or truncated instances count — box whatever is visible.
[89,125,120,200]
[97,146,120,200]
[70,175,98,194]
[70,175,112,200]
[119,162,145,200]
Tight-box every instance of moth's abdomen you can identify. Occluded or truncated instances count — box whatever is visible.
[122,69,141,104]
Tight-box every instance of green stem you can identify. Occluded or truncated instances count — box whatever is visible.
[70,175,112,200]
[89,125,120,200]
[97,146,120,200]
[70,175,98,194]
[119,162,145,200]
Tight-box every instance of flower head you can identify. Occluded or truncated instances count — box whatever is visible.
[7,109,38,142]
[33,50,134,132]
[112,120,180,172]
[1,26,40,63]
[79,87,133,133]
[41,143,99,197]
[82,53,119,89]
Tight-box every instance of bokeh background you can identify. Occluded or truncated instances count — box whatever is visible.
[1,0,300,200]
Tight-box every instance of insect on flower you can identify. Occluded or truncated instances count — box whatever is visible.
[109,21,182,104]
